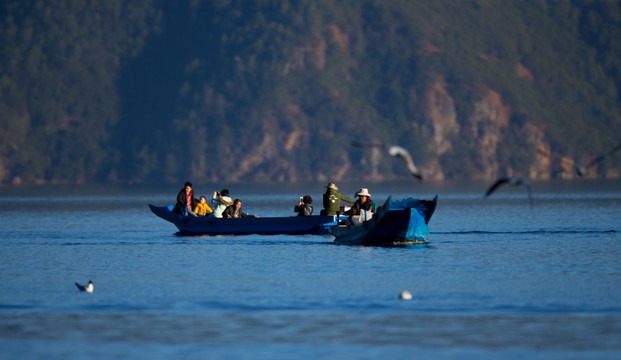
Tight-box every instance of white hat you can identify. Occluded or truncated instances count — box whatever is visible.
[355,188,371,197]
[326,182,338,190]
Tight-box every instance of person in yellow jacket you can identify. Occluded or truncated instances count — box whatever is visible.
[194,196,213,216]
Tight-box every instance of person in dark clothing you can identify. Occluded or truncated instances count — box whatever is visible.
[222,199,256,218]
[294,195,313,216]
[172,181,198,216]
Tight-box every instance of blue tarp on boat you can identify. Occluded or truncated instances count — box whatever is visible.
[332,195,438,246]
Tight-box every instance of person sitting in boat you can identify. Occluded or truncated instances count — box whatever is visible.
[223,199,256,218]
[194,196,213,216]
[173,181,198,216]
[321,182,356,216]
[211,189,233,218]
[346,188,375,226]
[294,195,313,216]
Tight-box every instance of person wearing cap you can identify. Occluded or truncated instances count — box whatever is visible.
[211,188,233,218]
[321,182,356,216]
[173,181,199,216]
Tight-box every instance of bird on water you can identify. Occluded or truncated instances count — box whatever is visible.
[75,280,93,293]
[399,290,413,300]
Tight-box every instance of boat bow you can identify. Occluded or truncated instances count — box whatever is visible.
[333,195,438,246]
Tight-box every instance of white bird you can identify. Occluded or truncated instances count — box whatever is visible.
[399,290,412,300]
[75,280,93,293]
[351,141,423,180]
[388,145,423,181]
[484,177,533,207]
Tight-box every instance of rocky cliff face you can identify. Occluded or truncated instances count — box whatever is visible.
[420,78,556,181]
[420,77,458,181]
[187,23,618,185]
[465,89,510,180]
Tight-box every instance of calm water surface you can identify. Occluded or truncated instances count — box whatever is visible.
[1,180,620,359]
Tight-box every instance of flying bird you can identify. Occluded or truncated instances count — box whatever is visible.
[484,177,533,207]
[75,280,93,293]
[351,140,386,149]
[575,142,621,177]
[351,141,423,180]
[388,145,423,181]
[537,141,621,177]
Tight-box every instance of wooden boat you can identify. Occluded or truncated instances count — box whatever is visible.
[332,195,438,246]
[149,204,343,236]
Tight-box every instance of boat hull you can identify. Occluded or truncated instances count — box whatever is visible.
[149,204,340,236]
[332,195,438,246]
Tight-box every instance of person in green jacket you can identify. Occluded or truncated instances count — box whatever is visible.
[321,182,356,216]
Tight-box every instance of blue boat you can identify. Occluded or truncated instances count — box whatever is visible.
[332,195,438,246]
[149,194,438,244]
[148,204,342,236]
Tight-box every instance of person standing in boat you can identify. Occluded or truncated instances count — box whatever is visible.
[321,182,356,216]
[223,199,256,218]
[294,195,313,216]
[172,181,198,216]
[194,196,213,216]
[211,189,233,218]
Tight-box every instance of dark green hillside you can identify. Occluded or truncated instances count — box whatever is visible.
[0,0,158,184]
[1,0,620,185]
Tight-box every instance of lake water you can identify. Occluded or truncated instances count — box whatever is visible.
[1,180,620,359]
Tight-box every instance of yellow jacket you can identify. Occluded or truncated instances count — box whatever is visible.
[194,202,213,216]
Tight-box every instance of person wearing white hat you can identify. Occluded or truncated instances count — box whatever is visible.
[346,187,377,226]
[349,188,376,214]
[321,182,356,216]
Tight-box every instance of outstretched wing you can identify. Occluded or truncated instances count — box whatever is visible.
[351,140,386,149]
[535,148,550,158]
[585,142,621,168]
[75,282,86,291]
[523,183,533,208]
[539,143,621,178]
[388,145,422,180]
[484,178,509,197]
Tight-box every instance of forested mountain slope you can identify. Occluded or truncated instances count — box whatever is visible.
[1,0,620,185]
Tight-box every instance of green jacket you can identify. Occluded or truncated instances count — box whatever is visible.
[322,188,356,215]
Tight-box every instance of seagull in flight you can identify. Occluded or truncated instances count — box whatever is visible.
[75,280,93,293]
[484,177,533,207]
[537,141,621,177]
[574,142,621,177]
[351,141,423,180]
[388,145,423,181]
